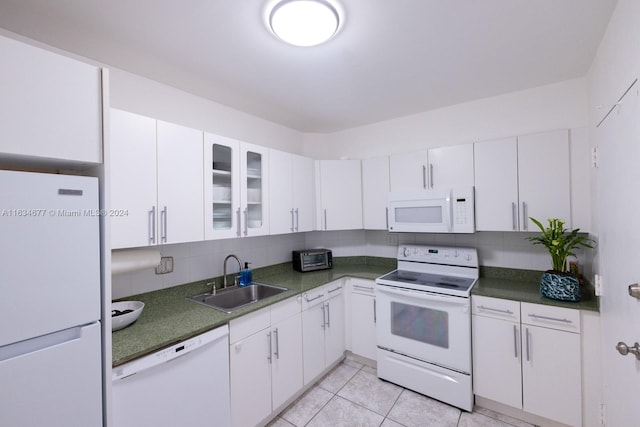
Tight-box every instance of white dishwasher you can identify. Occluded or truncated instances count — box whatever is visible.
[112,325,231,427]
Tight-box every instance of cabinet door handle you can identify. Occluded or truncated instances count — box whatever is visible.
[422,165,427,189]
[525,327,531,361]
[325,302,331,328]
[290,208,295,232]
[373,299,377,323]
[149,206,156,244]
[522,202,528,231]
[267,332,272,364]
[353,284,373,291]
[304,293,324,303]
[236,208,241,237]
[527,313,573,324]
[295,208,299,232]
[512,202,517,231]
[429,163,434,189]
[477,305,513,315]
[273,328,279,359]
[385,207,389,229]
[513,325,518,358]
[160,206,168,243]
[324,209,328,230]
[321,304,326,329]
[328,286,341,294]
[243,208,248,236]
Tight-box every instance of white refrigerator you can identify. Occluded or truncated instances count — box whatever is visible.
[0,170,102,426]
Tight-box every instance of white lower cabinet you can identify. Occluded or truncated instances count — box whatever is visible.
[472,296,582,426]
[302,280,346,385]
[348,278,377,360]
[229,297,302,427]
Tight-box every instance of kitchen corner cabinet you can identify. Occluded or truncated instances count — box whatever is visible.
[472,296,582,426]
[229,297,302,427]
[474,130,571,231]
[0,35,102,164]
[110,109,204,249]
[348,279,377,360]
[269,149,315,234]
[302,281,346,385]
[362,156,390,230]
[204,134,269,239]
[315,160,363,231]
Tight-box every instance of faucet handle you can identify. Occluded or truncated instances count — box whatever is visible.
[206,281,216,295]
[234,275,240,287]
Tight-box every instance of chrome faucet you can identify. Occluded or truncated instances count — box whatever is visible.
[223,254,242,289]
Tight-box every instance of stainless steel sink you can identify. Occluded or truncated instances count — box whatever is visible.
[187,283,290,313]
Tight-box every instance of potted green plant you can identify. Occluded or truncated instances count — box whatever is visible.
[527,218,595,301]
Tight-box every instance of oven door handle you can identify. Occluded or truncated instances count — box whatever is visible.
[376,285,464,304]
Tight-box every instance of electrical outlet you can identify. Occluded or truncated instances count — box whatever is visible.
[592,146,599,168]
[155,256,174,274]
[594,274,603,296]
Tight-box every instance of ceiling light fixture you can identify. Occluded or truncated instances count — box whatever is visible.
[268,0,341,47]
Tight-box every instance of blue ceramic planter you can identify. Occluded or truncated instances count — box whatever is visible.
[540,271,581,302]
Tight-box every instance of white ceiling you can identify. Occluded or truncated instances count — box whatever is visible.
[0,0,617,133]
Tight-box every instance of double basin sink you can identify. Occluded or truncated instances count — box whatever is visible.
[187,283,290,313]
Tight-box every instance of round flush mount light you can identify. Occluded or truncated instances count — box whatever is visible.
[268,0,341,47]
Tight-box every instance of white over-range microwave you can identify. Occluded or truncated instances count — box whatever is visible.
[387,187,475,233]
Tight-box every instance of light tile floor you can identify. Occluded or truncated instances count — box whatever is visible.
[268,356,536,427]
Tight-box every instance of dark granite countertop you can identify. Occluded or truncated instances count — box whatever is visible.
[112,258,598,367]
[112,257,395,367]
[473,266,599,312]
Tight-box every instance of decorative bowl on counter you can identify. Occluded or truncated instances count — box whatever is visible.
[112,301,145,331]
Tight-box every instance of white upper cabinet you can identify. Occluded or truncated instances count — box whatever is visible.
[474,130,571,231]
[110,109,204,248]
[517,129,571,231]
[156,121,204,245]
[0,35,102,164]
[204,136,269,239]
[269,150,315,235]
[204,134,241,240]
[427,143,474,189]
[240,142,269,237]
[315,160,363,231]
[389,150,428,192]
[362,156,390,230]
[110,109,157,249]
[474,137,519,231]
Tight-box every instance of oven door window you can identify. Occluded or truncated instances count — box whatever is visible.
[390,302,448,348]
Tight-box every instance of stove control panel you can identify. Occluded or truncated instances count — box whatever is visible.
[397,245,478,267]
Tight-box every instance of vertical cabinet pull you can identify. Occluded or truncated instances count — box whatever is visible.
[295,208,299,231]
[321,304,326,329]
[422,165,427,189]
[236,208,241,237]
[243,208,248,236]
[525,327,531,361]
[290,208,295,232]
[429,163,434,189]
[324,209,328,230]
[267,332,272,364]
[326,302,331,327]
[522,202,528,231]
[160,206,168,243]
[513,325,518,358]
[385,207,389,230]
[373,299,377,323]
[149,206,156,244]
[273,328,280,360]
[511,202,517,231]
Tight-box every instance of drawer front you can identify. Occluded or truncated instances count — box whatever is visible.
[325,280,344,298]
[472,295,520,322]
[271,294,302,324]
[521,302,580,333]
[350,278,375,296]
[302,287,326,311]
[229,305,271,344]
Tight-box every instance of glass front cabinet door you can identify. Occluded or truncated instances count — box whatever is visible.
[204,134,269,239]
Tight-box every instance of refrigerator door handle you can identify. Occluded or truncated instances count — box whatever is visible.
[0,326,84,362]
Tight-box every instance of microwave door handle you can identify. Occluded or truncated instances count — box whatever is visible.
[445,194,453,232]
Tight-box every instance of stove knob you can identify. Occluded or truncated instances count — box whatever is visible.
[465,253,472,261]
[402,247,410,257]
